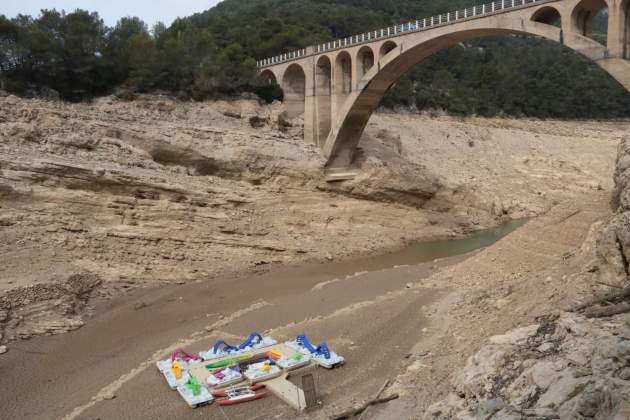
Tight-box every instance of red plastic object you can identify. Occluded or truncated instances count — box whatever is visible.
[212,384,265,398]
[216,391,267,406]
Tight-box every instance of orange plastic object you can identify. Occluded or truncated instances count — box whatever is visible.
[172,361,183,380]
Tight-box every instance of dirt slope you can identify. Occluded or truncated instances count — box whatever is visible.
[0,93,626,349]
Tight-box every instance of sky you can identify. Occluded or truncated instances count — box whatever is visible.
[2,0,223,27]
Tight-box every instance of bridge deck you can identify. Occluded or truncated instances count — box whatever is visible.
[256,0,558,68]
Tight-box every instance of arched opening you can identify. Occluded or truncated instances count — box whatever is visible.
[334,51,352,96]
[571,0,609,45]
[380,41,397,59]
[356,46,375,81]
[623,0,630,59]
[315,56,332,147]
[255,69,283,103]
[531,6,562,27]
[260,70,277,85]
[282,64,306,118]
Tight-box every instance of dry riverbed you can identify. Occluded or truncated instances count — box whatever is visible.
[0,94,628,419]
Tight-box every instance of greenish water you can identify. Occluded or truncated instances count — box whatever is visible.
[396,218,529,262]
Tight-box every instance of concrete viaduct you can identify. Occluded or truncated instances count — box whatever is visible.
[256,0,630,170]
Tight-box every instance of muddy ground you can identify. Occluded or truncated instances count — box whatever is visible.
[0,94,628,419]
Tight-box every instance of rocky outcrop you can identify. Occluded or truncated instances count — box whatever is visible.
[596,135,630,287]
[0,273,101,343]
[425,313,630,419]
[425,135,630,419]
[320,157,442,208]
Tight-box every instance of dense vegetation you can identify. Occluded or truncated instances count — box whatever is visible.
[1,0,629,117]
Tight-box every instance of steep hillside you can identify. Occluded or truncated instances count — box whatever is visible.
[2,0,629,116]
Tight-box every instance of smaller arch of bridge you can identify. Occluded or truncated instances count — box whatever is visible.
[282,63,306,118]
[259,69,278,85]
[356,46,376,81]
[334,51,353,95]
[571,0,610,43]
[531,6,562,27]
[315,55,333,147]
[622,0,629,58]
[379,41,397,59]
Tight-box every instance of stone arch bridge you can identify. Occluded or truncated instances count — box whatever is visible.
[257,0,630,169]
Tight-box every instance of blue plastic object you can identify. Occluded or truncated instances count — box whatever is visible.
[212,339,239,355]
[296,334,331,359]
[212,332,265,355]
[238,332,263,350]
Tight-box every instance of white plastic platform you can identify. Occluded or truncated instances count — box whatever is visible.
[156,358,200,373]
[163,369,192,390]
[176,384,214,408]
[312,351,345,369]
[276,353,312,371]
[199,336,278,361]
[285,340,345,369]
[244,362,282,383]
[206,368,244,389]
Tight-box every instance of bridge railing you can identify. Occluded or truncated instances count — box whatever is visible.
[257,0,555,68]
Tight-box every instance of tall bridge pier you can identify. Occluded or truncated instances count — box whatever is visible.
[257,0,630,169]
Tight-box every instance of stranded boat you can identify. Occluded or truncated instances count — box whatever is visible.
[213,385,267,406]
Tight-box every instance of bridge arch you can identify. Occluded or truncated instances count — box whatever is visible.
[531,6,562,26]
[622,0,630,58]
[334,51,353,95]
[571,0,610,43]
[379,41,398,59]
[323,17,630,168]
[356,46,375,81]
[282,63,306,118]
[315,55,332,147]
[260,69,278,85]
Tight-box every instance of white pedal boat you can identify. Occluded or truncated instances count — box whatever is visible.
[199,334,277,361]
[276,353,312,371]
[286,334,345,369]
[206,367,244,389]
[176,383,214,408]
[163,369,191,390]
[156,358,200,373]
[156,348,202,372]
[243,362,282,383]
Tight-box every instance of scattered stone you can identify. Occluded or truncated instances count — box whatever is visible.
[223,110,241,119]
[102,393,116,400]
[537,342,554,353]
[0,346,7,354]
[249,115,268,128]
[133,301,147,310]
